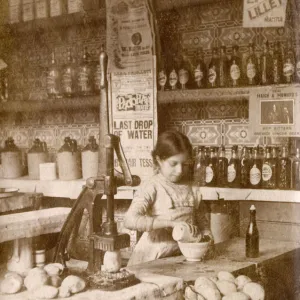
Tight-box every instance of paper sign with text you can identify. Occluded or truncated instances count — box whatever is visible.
[243,0,287,27]
[249,86,300,137]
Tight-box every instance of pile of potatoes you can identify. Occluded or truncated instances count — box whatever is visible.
[0,263,86,299]
[185,271,265,300]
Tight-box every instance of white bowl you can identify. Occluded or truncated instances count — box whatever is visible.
[178,241,210,262]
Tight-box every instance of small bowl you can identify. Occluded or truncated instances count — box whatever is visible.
[178,241,210,262]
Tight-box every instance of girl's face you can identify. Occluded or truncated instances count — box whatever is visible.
[157,152,190,183]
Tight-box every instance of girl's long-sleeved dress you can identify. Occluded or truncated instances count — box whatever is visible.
[124,173,210,266]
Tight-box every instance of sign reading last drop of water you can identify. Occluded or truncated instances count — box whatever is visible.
[243,0,287,27]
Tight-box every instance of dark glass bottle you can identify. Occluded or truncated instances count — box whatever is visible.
[178,51,191,90]
[261,147,277,189]
[229,45,242,87]
[158,54,167,91]
[217,145,228,187]
[168,54,179,90]
[246,43,259,86]
[260,41,272,85]
[249,147,262,189]
[272,41,283,84]
[93,50,102,95]
[62,48,77,98]
[246,204,259,258]
[240,146,251,188]
[277,146,291,189]
[208,47,219,88]
[219,46,229,87]
[193,48,207,89]
[227,145,240,188]
[283,42,295,84]
[193,146,207,187]
[78,47,94,96]
[205,147,218,187]
[291,148,300,190]
[46,51,62,99]
[296,49,300,83]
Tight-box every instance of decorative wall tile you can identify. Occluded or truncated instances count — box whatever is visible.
[84,125,100,145]
[163,102,202,121]
[181,29,214,50]
[186,124,222,145]
[32,127,57,149]
[73,109,98,124]
[6,127,31,148]
[43,112,69,125]
[204,100,243,119]
[219,26,255,47]
[197,3,232,24]
[56,126,85,148]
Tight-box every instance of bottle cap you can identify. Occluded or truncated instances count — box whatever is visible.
[250,205,256,210]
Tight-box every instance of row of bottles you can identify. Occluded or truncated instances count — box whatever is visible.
[158,41,300,90]
[46,47,101,99]
[0,136,99,180]
[193,145,300,190]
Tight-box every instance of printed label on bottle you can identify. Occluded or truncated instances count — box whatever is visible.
[78,67,92,91]
[179,69,189,85]
[296,61,300,79]
[158,71,167,87]
[227,164,236,183]
[283,62,295,77]
[50,0,62,16]
[205,165,213,183]
[62,72,72,92]
[250,164,261,185]
[194,65,203,82]
[230,63,240,80]
[94,65,101,91]
[247,62,256,79]
[262,163,272,181]
[46,70,59,93]
[169,69,178,87]
[208,68,216,84]
[68,0,82,13]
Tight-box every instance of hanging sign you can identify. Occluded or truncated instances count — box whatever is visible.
[249,86,300,137]
[106,0,157,182]
[243,0,287,27]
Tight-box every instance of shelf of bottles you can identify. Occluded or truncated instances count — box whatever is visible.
[158,41,300,104]
[193,144,300,193]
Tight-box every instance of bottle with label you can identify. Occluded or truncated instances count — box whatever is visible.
[240,146,251,188]
[207,47,219,88]
[291,148,300,190]
[168,54,179,90]
[62,48,77,98]
[227,145,240,188]
[35,0,49,19]
[193,48,207,89]
[249,147,262,189]
[246,43,259,86]
[246,205,259,258]
[178,51,191,90]
[78,47,94,96]
[272,41,283,84]
[296,49,300,83]
[219,46,229,87]
[205,147,218,187]
[158,54,168,91]
[283,42,295,84]
[260,40,272,85]
[277,146,291,189]
[261,147,277,189]
[49,0,66,17]
[229,45,242,87]
[217,145,228,187]
[46,51,62,99]
[193,146,207,187]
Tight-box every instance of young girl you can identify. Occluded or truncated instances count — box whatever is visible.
[124,130,213,266]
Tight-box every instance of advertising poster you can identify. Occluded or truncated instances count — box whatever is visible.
[249,86,300,137]
[243,0,287,27]
[106,0,157,181]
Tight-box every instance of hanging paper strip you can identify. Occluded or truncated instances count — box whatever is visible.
[249,86,300,137]
[106,0,157,182]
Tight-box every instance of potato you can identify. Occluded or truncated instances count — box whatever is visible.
[49,275,62,287]
[197,286,221,300]
[243,282,265,300]
[222,291,251,300]
[195,276,218,292]
[59,286,71,298]
[61,275,86,294]
[216,280,237,295]
[0,276,23,294]
[24,268,49,291]
[103,250,122,273]
[32,285,59,299]
[217,271,236,283]
[44,263,64,276]
[185,285,198,300]
[4,272,23,285]
[235,275,252,291]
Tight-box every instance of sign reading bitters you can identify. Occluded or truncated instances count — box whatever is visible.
[250,86,300,137]
[243,0,287,27]
[106,0,157,181]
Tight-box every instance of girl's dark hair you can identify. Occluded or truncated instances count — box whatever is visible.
[152,130,193,165]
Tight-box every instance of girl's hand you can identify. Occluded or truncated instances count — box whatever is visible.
[201,230,214,244]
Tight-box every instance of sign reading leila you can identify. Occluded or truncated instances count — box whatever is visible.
[116,93,151,111]
[243,0,287,27]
